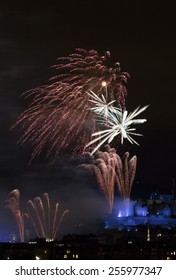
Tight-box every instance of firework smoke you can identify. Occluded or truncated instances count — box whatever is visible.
[12,48,129,161]
[26,193,69,239]
[6,189,26,242]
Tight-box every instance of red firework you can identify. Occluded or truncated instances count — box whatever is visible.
[12,48,129,160]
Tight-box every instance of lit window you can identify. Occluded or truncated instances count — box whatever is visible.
[44,250,47,254]
[64,254,67,259]
[66,250,70,254]
[76,254,79,259]
[73,254,75,258]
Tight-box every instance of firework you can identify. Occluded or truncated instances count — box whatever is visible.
[87,89,118,118]
[6,189,26,242]
[80,160,115,214]
[80,145,137,211]
[80,145,118,213]
[94,146,137,200]
[114,151,137,200]
[86,105,148,155]
[12,48,129,160]
[26,193,69,239]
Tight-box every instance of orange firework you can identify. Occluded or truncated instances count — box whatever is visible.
[6,189,26,242]
[114,151,137,200]
[80,145,137,212]
[80,145,118,213]
[26,193,69,239]
[81,159,115,214]
[93,145,137,199]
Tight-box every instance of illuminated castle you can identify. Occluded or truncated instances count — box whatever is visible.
[105,192,176,230]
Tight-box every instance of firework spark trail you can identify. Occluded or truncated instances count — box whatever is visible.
[34,197,46,237]
[26,200,41,237]
[87,89,117,118]
[26,193,69,239]
[114,152,137,199]
[6,189,26,242]
[86,105,148,155]
[80,161,115,214]
[43,193,50,237]
[53,209,69,239]
[80,145,137,211]
[26,199,45,238]
[97,158,115,206]
[97,147,137,199]
[12,48,129,160]
[128,155,137,195]
[80,146,120,213]
[52,203,59,238]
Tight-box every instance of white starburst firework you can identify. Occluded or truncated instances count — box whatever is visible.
[86,105,149,155]
[87,90,118,118]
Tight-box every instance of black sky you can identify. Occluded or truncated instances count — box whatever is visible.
[0,0,176,237]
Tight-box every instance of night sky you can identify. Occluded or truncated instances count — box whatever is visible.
[0,1,175,238]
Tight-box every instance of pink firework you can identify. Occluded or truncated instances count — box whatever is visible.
[6,189,26,242]
[112,151,137,200]
[12,48,129,160]
[93,145,137,199]
[80,145,119,213]
[80,145,137,212]
[26,193,69,239]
